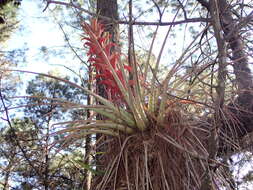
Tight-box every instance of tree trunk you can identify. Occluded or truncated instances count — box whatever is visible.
[97,0,119,42]
[92,0,119,188]
[218,0,253,140]
[96,0,119,101]
[198,0,253,152]
[84,66,93,190]
[197,0,253,189]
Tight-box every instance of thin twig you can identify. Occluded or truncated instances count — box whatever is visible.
[177,0,187,19]
[43,0,210,26]
[58,22,89,67]
[0,76,42,179]
[151,0,162,21]
[196,0,210,11]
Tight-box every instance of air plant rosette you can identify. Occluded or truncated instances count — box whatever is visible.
[79,19,217,190]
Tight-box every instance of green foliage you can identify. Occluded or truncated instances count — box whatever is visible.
[0,0,20,43]
[73,159,105,176]
[24,74,86,124]
[0,74,88,189]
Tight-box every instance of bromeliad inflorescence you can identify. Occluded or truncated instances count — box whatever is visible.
[82,19,132,104]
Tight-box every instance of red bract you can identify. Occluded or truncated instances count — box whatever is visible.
[82,19,132,102]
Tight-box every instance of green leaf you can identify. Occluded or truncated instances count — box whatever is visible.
[73,160,105,175]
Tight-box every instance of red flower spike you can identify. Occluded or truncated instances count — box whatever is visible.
[124,65,132,72]
[82,18,134,103]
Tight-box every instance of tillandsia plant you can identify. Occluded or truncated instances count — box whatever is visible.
[78,18,213,190]
[0,18,229,190]
[81,18,149,131]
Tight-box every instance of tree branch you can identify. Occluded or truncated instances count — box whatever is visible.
[196,0,210,11]
[218,0,252,91]
[43,0,210,26]
[0,77,42,180]
[177,0,187,19]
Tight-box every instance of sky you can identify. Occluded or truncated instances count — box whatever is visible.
[4,0,84,76]
[3,0,191,74]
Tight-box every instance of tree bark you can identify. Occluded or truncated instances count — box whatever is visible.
[217,0,253,143]
[84,66,93,190]
[200,0,228,188]
[97,0,119,42]
[198,0,253,188]
[218,0,252,91]
[96,0,119,101]
[198,0,253,153]
[92,0,119,188]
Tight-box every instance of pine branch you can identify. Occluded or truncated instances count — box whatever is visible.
[44,0,210,26]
